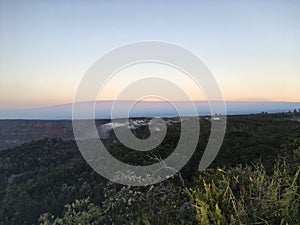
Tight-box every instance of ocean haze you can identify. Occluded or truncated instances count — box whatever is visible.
[0,101,300,120]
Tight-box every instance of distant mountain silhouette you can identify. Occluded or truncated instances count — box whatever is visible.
[0,101,300,119]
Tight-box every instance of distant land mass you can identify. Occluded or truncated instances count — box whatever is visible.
[0,101,300,120]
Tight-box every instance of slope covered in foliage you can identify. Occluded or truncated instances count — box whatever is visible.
[0,112,299,224]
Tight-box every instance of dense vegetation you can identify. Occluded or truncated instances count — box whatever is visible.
[39,158,300,225]
[0,112,300,224]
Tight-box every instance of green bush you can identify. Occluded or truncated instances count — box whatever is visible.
[39,158,299,225]
[191,159,300,225]
[39,198,103,225]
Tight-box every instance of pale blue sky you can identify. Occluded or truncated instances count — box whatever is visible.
[0,0,300,109]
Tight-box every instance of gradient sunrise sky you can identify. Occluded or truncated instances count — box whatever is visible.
[0,0,300,109]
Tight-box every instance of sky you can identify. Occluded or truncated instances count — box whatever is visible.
[0,0,300,109]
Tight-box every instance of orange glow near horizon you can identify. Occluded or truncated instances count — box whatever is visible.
[1,74,300,109]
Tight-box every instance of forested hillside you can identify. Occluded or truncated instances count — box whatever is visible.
[0,112,300,224]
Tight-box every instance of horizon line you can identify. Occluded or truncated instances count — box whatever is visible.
[2,99,300,110]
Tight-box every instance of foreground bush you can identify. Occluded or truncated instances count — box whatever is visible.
[39,157,300,225]
[191,159,300,224]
